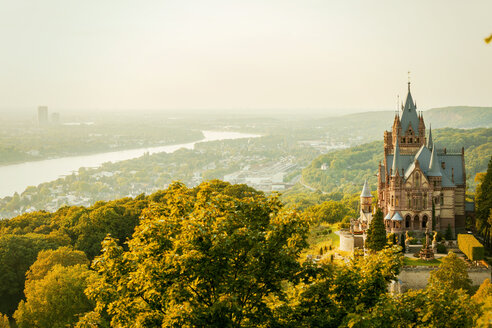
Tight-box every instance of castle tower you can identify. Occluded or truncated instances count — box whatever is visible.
[361,180,372,213]
[359,180,373,228]
[393,82,426,154]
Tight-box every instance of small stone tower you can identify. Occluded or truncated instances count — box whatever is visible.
[360,180,373,226]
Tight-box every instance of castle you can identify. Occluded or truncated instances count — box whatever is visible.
[377,82,466,237]
[340,82,468,252]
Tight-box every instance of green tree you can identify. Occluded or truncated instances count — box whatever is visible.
[13,264,95,328]
[472,279,492,327]
[0,314,8,328]
[0,234,64,315]
[428,251,472,293]
[85,181,309,327]
[365,208,387,252]
[475,156,492,247]
[432,200,436,230]
[279,247,403,327]
[445,223,453,240]
[26,246,89,284]
[348,285,480,328]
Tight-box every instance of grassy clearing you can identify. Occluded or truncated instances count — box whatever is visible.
[300,223,341,263]
[403,257,442,266]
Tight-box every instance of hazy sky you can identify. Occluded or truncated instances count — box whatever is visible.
[0,0,491,113]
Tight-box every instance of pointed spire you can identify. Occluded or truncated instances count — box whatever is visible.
[401,81,419,134]
[361,180,372,197]
[428,143,441,176]
[426,124,433,149]
[392,139,401,176]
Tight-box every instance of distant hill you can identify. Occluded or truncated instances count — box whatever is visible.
[424,106,492,129]
[306,106,492,143]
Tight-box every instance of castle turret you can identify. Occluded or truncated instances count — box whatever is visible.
[361,180,372,213]
[426,125,433,150]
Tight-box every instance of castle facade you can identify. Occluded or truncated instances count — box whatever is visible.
[377,83,467,236]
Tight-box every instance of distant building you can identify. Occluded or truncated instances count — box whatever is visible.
[51,112,60,124]
[38,106,48,125]
[378,82,467,238]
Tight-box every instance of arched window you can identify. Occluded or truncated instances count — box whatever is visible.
[414,215,420,229]
[405,215,411,228]
[422,215,428,228]
[423,193,427,208]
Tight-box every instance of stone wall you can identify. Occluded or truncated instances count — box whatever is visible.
[398,266,491,292]
[338,231,364,252]
[339,231,354,252]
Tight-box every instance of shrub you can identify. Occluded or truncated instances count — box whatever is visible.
[436,243,447,254]
[457,234,484,261]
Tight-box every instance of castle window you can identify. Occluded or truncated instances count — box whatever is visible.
[441,162,446,169]
[405,215,411,228]
[402,137,406,143]
[416,138,419,143]
[407,194,411,208]
[422,215,428,228]
[423,193,427,208]
[391,196,394,206]
[440,195,444,206]
[409,138,413,143]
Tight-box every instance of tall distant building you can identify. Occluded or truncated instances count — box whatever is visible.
[51,112,60,124]
[377,82,467,237]
[38,106,48,125]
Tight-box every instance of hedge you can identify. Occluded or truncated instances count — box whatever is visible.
[457,234,484,261]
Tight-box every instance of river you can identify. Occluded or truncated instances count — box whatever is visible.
[0,131,259,198]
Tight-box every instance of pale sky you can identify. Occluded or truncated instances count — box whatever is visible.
[0,0,491,113]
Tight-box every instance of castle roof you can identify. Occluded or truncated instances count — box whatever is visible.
[384,213,391,221]
[391,212,403,221]
[386,146,464,187]
[428,143,442,177]
[361,180,372,197]
[400,84,420,133]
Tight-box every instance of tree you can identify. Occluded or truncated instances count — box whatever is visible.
[84,181,309,327]
[0,314,8,328]
[14,264,95,328]
[0,234,65,315]
[347,284,480,328]
[445,223,453,240]
[428,251,472,293]
[26,246,89,284]
[472,279,492,327]
[432,200,436,230]
[365,208,387,252]
[475,156,492,247]
[279,246,403,327]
